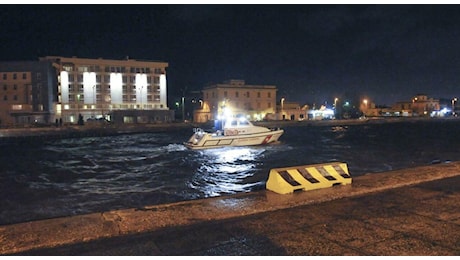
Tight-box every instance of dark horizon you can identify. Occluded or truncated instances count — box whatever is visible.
[1,4,460,106]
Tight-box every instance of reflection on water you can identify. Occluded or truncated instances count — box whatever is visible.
[189,147,266,196]
[2,120,460,225]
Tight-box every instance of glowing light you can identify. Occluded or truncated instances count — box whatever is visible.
[135,74,147,105]
[83,72,96,104]
[110,73,122,104]
[60,71,69,103]
[223,106,232,118]
[160,74,167,108]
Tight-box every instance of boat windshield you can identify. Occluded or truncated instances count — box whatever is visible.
[225,117,251,128]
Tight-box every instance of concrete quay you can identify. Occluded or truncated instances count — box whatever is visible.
[1,161,460,256]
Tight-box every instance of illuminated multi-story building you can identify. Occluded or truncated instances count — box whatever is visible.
[0,60,56,126]
[41,56,172,124]
[194,79,277,123]
[0,56,172,127]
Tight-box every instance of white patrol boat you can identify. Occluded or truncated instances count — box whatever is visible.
[184,116,284,150]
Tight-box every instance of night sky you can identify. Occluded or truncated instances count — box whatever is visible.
[2,4,460,106]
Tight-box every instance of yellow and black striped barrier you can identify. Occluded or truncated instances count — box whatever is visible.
[266,162,352,194]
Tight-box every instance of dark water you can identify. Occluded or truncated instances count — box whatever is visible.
[1,119,460,225]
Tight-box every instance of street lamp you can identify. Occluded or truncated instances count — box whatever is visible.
[92,85,96,117]
[452,97,458,115]
[76,93,80,115]
[362,99,368,117]
[181,96,185,122]
[281,97,285,120]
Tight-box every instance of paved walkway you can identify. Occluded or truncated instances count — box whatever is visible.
[1,162,460,255]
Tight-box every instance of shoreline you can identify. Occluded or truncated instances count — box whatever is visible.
[0,116,458,141]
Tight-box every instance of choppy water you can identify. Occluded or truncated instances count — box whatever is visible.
[1,119,460,225]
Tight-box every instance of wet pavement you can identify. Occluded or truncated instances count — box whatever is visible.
[1,161,460,255]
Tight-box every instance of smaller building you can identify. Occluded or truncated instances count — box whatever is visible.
[278,101,307,121]
[0,60,56,127]
[307,105,334,120]
[392,94,440,117]
[193,79,277,123]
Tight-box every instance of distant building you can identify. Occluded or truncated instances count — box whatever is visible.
[278,100,307,121]
[393,94,440,117]
[0,60,56,126]
[193,79,277,123]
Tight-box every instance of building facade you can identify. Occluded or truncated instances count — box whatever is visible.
[193,79,277,123]
[0,56,173,127]
[277,100,308,121]
[0,60,56,126]
[40,56,172,124]
[392,94,440,117]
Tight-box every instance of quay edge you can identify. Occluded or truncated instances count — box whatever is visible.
[1,161,460,255]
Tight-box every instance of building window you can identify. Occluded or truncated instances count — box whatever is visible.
[224,91,227,98]
[268,92,271,98]
[13,73,17,80]
[13,95,17,101]
[3,85,6,90]
[36,73,41,80]
[246,91,250,98]
[3,95,7,101]
[63,65,74,72]
[268,102,271,108]
[22,73,27,79]
[257,92,261,98]
[2,74,6,80]
[235,91,239,98]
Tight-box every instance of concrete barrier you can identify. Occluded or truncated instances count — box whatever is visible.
[266,162,352,194]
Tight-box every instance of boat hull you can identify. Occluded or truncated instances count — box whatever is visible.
[184,129,284,150]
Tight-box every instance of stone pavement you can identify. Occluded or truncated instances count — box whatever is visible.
[1,162,460,256]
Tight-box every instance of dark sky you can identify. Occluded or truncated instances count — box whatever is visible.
[2,4,460,106]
